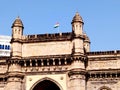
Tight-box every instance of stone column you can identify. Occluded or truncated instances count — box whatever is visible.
[68,57,86,90]
[69,71,86,90]
[5,61,24,90]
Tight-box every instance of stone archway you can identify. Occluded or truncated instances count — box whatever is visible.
[32,80,60,90]
[99,86,112,90]
[31,78,62,90]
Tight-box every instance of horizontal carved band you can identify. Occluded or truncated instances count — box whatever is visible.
[68,69,86,77]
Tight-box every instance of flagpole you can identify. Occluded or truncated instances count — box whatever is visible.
[54,22,60,33]
[58,26,60,33]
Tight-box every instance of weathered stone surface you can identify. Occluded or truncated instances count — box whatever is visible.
[0,12,119,90]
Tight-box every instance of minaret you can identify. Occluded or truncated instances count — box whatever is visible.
[11,16,24,58]
[5,17,24,90]
[69,12,86,90]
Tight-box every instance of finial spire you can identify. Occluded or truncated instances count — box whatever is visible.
[17,16,20,19]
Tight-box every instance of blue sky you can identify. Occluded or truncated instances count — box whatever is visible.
[0,0,120,51]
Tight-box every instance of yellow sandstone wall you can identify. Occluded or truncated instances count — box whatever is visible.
[22,41,72,57]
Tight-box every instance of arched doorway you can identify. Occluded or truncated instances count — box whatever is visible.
[100,89,109,90]
[32,80,60,90]
[99,86,111,90]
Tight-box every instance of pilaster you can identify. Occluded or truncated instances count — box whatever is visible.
[5,60,24,90]
[68,56,86,90]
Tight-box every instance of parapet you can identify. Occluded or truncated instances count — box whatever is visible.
[87,50,120,55]
[22,32,72,42]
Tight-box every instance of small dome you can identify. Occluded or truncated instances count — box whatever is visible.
[11,16,24,28]
[71,12,84,24]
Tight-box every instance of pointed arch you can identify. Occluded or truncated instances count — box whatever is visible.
[99,86,112,90]
[30,77,63,90]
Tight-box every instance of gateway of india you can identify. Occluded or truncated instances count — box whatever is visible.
[0,12,120,90]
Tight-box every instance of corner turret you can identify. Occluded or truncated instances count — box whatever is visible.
[69,12,86,90]
[72,12,84,55]
[5,16,24,90]
[11,16,24,39]
[11,16,24,58]
[71,12,84,36]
